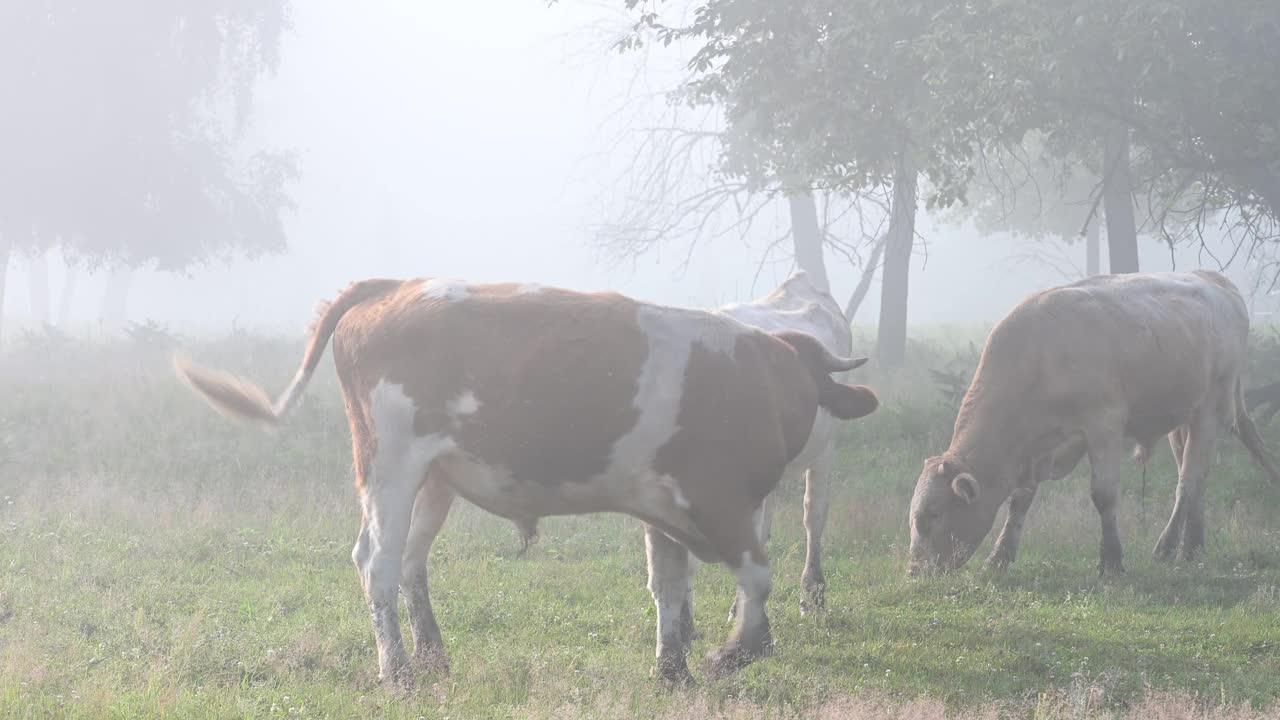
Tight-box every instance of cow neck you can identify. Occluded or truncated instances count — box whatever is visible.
[946,378,1033,498]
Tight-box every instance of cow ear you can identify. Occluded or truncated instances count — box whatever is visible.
[822,383,878,420]
[951,473,979,504]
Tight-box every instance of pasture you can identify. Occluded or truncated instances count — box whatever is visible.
[2,328,1279,719]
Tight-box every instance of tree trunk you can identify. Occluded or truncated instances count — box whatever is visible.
[28,249,50,327]
[1103,125,1139,274]
[844,234,886,322]
[788,191,830,292]
[877,150,917,368]
[57,263,77,329]
[1085,219,1100,276]
[0,236,10,348]
[100,266,132,330]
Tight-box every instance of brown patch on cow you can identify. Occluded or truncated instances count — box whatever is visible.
[654,333,817,564]
[333,283,647,488]
[770,330,877,420]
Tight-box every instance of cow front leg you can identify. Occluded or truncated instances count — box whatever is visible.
[1085,432,1127,576]
[705,507,773,679]
[400,474,454,672]
[986,483,1037,571]
[727,495,771,623]
[645,525,695,687]
[801,455,832,614]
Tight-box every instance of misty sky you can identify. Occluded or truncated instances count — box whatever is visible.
[4,0,1276,336]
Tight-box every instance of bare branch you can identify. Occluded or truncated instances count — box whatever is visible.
[844,233,886,322]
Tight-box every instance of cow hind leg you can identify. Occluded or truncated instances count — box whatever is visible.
[704,506,773,679]
[801,456,832,614]
[354,470,421,688]
[646,525,695,687]
[1156,412,1218,561]
[1154,426,1191,559]
[400,473,455,672]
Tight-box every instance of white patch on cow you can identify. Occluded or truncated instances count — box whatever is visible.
[370,381,458,473]
[420,277,470,302]
[514,283,544,295]
[596,308,698,481]
[730,548,772,637]
[447,389,480,419]
[658,473,691,510]
[360,380,459,678]
[641,305,743,357]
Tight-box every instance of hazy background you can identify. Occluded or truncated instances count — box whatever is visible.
[1,0,1274,337]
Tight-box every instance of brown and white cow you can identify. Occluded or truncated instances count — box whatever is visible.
[907,270,1280,577]
[516,271,856,618]
[175,278,878,687]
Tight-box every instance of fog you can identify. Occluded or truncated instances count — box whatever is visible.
[2,1,1275,336]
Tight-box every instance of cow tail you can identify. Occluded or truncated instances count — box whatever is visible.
[1233,378,1280,484]
[174,279,402,425]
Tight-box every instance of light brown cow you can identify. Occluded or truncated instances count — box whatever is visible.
[175,278,878,687]
[907,270,1279,577]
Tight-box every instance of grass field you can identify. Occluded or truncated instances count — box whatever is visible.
[2,328,1280,718]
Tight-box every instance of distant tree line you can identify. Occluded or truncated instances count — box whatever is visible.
[582,0,1280,366]
[0,2,294,342]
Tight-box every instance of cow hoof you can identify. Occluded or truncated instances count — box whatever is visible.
[653,656,695,689]
[800,576,825,616]
[380,665,417,694]
[703,636,769,680]
[800,591,825,617]
[1097,558,1125,577]
[412,649,450,675]
[702,647,749,680]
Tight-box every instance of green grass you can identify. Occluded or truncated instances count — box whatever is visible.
[2,330,1279,718]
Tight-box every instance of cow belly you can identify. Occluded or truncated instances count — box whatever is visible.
[434,453,703,541]
[435,453,615,518]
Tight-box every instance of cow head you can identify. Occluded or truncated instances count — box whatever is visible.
[906,456,1003,575]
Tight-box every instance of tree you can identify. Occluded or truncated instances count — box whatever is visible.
[603,0,1280,365]
[0,2,295,338]
[611,0,1035,365]
[588,107,886,316]
[936,135,1108,278]
[994,0,1280,268]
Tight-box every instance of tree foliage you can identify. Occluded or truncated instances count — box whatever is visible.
[0,1,295,270]
[616,0,1280,261]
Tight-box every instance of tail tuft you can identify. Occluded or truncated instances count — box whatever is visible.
[173,353,279,426]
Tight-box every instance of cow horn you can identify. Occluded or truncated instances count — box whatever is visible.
[826,355,869,372]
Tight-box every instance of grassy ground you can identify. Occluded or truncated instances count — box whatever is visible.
[1,329,1279,718]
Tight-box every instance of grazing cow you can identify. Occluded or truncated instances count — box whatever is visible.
[906,271,1280,577]
[175,278,878,687]
[718,271,853,615]
[514,271,855,616]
